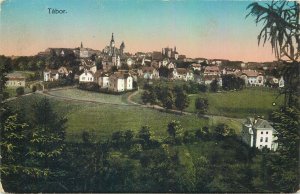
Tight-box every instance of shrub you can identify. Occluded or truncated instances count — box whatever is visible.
[16,87,24,96]
[78,82,99,92]
[31,85,37,92]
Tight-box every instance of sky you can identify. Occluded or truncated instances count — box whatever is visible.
[0,0,276,62]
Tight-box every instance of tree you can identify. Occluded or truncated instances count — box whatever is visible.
[213,124,235,139]
[0,55,12,102]
[16,87,24,96]
[175,91,189,113]
[0,114,29,192]
[26,98,67,191]
[247,1,299,192]
[210,79,219,92]
[222,74,244,91]
[138,126,152,148]
[195,97,208,115]
[167,120,184,144]
[268,107,300,192]
[247,1,299,106]
[161,88,174,110]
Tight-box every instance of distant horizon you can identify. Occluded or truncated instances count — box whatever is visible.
[4,43,276,64]
[0,0,276,63]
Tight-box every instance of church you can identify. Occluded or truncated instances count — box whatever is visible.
[103,33,125,57]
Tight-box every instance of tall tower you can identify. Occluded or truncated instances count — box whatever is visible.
[120,41,125,56]
[81,42,83,48]
[110,33,115,48]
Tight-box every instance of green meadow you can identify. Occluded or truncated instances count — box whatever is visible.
[186,87,283,119]
[8,92,211,142]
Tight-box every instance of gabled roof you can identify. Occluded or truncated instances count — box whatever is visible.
[254,118,273,129]
[242,69,263,77]
[204,66,220,72]
[44,69,58,74]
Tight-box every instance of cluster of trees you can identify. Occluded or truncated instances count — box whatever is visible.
[12,56,45,71]
[142,83,211,114]
[142,84,190,112]
[221,74,245,91]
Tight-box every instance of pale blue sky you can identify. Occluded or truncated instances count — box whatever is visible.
[0,0,275,62]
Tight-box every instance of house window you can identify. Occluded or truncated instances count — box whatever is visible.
[261,131,263,134]
[265,137,268,142]
[82,77,85,80]
[266,131,268,134]
[260,137,263,142]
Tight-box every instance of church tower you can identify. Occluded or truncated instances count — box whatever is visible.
[81,42,83,48]
[120,41,125,56]
[110,33,115,48]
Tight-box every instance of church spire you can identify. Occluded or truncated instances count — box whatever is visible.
[111,33,114,42]
[81,42,83,48]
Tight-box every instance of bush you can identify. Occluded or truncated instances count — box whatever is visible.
[198,84,207,92]
[31,85,37,92]
[44,79,73,89]
[16,87,24,96]
[78,82,99,92]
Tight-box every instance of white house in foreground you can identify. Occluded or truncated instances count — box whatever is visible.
[241,118,278,151]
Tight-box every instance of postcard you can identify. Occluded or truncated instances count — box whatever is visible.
[0,0,299,193]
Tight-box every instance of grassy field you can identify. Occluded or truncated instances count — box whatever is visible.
[4,87,32,98]
[9,93,212,142]
[185,87,284,118]
[48,88,129,105]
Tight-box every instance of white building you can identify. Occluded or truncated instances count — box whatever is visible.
[172,68,194,81]
[98,73,110,88]
[137,66,160,80]
[108,72,133,92]
[190,63,201,71]
[279,76,285,88]
[79,70,95,83]
[241,118,278,151]
[240,70,264,86]
[44,69,59,82]
[6,73,26,87]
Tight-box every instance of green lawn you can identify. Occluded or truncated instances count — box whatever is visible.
[9,93,211,142]
[4,87,31,98]
[48,88,129,105]
[185,87,283,119]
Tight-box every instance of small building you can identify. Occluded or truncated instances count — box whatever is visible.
[241,118,278,151]
[240,69,264,86]
[44,69,59,82]
[108,72,133,92]
[204,66,220,76]
[137,67,160,80]
[98,72,110,88]
[190,63,201,71]
[6,73,26,87]
[278,76,285,88]
[58,66,73,77]
[172,68,194,81]
[79,70,95,83]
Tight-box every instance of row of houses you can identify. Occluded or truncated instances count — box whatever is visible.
[79,70,133,92]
